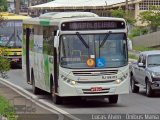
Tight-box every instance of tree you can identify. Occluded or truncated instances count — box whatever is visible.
[0,46,10,78]
[0,0,7,12]
[0,13,7,27]
[111,7,135,25]
[139,6,160,32]
[0,56,10,78]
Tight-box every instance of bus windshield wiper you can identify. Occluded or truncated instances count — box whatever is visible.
[76,32,89,48]
[100,31,112,48]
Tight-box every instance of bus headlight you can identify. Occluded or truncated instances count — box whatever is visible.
[66,79,76,85]
[115,79,122,84]
[71,80,76,85]
[116,73,128,84]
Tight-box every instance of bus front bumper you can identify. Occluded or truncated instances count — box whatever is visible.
[58,77,129,97]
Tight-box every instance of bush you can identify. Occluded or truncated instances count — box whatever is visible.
[128,53,138,60]
[0,57,10,78]
[128,27,149,39]
[0,48,10,78]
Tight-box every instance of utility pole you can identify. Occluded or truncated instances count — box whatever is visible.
[28,0,31,15]
[15,0,20,14]
[125,0,129,15]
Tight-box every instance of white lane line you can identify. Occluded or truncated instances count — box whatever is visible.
[0,78,80,120]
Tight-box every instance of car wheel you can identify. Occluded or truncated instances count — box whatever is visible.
[146,80,153,97]
[131,75,139,93]
[108,95,118,104]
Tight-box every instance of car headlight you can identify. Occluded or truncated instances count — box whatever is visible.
[152,72,160,78]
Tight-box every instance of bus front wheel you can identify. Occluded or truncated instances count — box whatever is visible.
[51,83,62,104]
[108,95,118,104]
[32,71,40,94]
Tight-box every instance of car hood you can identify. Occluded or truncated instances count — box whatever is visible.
[148,66,160,72]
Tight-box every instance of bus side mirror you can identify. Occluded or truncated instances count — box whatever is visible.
[127,39,132,51]
[54,30,59,48]
[54,36,59,48]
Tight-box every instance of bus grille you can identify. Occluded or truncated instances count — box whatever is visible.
[82,88,110,94]
[72,70,118,76]
[77,80,115,84]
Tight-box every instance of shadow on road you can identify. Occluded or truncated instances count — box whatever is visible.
[60,97,126,108]
[138,90,160,98]
[11,63,22,69]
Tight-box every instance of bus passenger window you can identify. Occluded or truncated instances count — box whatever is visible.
[43,26,54,55]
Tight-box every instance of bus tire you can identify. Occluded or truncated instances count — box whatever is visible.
[31,70,40,94]
[51,82,62,104]
[108,95,118,104]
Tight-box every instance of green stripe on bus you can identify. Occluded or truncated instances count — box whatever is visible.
[40,19,50,26]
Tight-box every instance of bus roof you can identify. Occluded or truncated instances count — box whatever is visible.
[0,12,30,20]
[23,12,126,26]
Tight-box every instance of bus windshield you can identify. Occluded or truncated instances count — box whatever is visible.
[0,20,22,48]
[60,33,128,69]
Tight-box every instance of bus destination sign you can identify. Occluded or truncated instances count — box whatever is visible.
[61,21,125,31]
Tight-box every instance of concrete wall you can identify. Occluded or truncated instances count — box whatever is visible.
[132,31,160,47]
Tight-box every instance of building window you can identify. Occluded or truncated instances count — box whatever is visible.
[139,0,160,10]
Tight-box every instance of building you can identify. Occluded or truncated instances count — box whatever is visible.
[7,0,52,15]
[29,0,160,26]
[106,0,160,26]
[29,0,51,6]
[7,0,14,13]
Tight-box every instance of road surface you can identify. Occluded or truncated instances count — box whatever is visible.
[6,69,160,120]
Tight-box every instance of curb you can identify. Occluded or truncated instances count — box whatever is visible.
[0,78,80,120]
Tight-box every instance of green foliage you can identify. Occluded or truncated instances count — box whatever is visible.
[139,6,160,32]
[128,53,138,60]
[111,7,125,18]
[128,27,148,39]
[0,48,10,78]
[0,8,7,27]
[0,96,16,120]
[0,0,7,11]
[133,45,154,52]
[110,7,135,25]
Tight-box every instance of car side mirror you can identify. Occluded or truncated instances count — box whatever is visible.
[138,63,145,67]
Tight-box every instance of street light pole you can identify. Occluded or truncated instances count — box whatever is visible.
[15,0,20,14]
[125,0,129,15]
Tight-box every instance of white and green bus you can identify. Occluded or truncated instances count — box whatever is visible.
[23,12,129,104]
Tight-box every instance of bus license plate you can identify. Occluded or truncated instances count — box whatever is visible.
[91,87,102,92]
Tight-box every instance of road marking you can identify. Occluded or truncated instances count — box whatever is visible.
[0,78,80,120]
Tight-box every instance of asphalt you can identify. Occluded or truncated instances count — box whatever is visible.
[0,82,58,120]
[5,69,160,120]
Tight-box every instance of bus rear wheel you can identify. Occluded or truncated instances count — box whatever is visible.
[108,95,118,104]
[51,84,62,104]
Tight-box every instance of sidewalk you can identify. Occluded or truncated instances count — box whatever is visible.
[0,82,58,120]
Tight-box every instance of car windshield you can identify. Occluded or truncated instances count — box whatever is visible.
[0,20,22,48]
[60,33,128,69]
[147,54,160,67]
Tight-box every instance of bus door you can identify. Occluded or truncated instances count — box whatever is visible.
[53,30,59,93]
[26,28,30,84]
